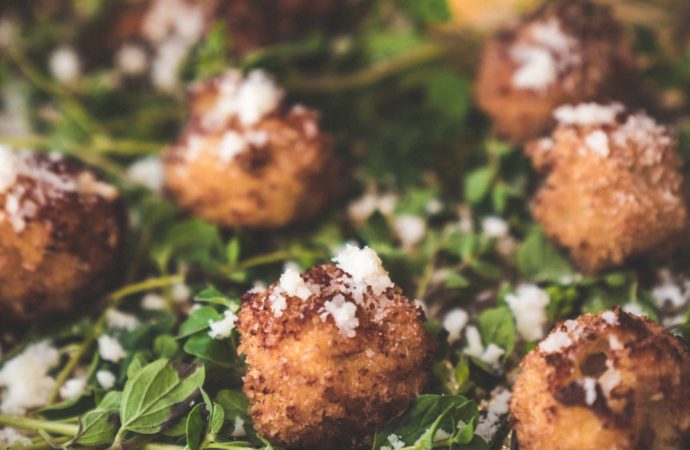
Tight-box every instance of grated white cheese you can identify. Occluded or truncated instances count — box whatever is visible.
[652,282,689,310]
[393,214,427,249]
[0,341,60,414]
[278,268,313,300]
[481,216,509,238]
[623,302,645,317]
[127,157,164,194]
[433,428,452,442]
[96,370,116,390]
[381,434,405,450]
[538,329,573,353]
[506,284,550,341]
[171,282,191,303]
[332,244,394,299]
[49,46,81,84]
[141,293,167,310]
[464,326,505,368]
[475,389,512,443]
[0,427,29,445]
[208,310,238,339]
[231,416,247,438]
[443,308,469,344]
[347,189,398,224]
[584,130,610,157]
[97,335,127,363]
[151,37,188,92]
[554,102,624,126]
[601,310,619,326]
[116,44,149,76]
[0,146,17,194]
[106,309,141,331]
[321,294,360,338]
[268,292,288,317]
[217,131,248,162]
[59,377,86,401]
[581,377,597,406]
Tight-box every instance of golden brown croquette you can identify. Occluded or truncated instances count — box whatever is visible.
[237,245,434,449]
[163,69,340,229]
[526,102,688,274]
[511,309,690,450]
[0,148,126,323]
[475,0,635,143]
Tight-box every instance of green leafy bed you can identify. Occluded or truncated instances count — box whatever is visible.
[1,1,689,449]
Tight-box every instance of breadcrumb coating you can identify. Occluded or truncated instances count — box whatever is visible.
[236,264,434,449]
[526,104,688,273]
[475,0,635,142]
[0,150,126,323]
[511,309,690,450]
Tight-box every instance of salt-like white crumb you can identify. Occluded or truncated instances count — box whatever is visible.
[332,244,394,297]
[116,44,149,76]
[0,341,60,414]
[475,389,512,443]
[443,308,469,344]
[393,214,427,249]
[381,434,405,450]
[601,310,619,326]
[96,370,116,390]
[538,329,572,353]
[623,303,645,316]
[106,309,141,331]
[506,284,550,341]
[554,103,624,126]
[235,70,284,126]
[208,310,238,339]
[652,282,688,309]
[582,377,597,405]
[584,130,610,157]
[278,268,313,300]
[481,216,509,238]
[127,157,164,193]
[98,335,127,363]
[268,292,287,317]
[49,46,81,84]
[322,294,360,338]
[231,416,247,438]
[59,377,86,401]
[217,131,247,162]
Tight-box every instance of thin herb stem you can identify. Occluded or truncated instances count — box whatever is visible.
[219,249,325,275]
[46,274,185,405]
[0,415,78,436]
[289,43,444,92]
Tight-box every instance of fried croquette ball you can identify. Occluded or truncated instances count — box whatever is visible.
[475,0,635,142]
[163,69,340,229]
[237,245,434,449]
[526,103,688,273]
[511,309,690,450]
[0,147,126,323]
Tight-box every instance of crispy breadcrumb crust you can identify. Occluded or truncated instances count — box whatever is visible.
[163,77,341,230]
[526,109,688,273]
[236,264,434,449]
[475,0,635,143]
[511,309,690,450]
[0,155,127,323]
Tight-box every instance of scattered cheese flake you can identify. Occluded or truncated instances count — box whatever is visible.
[231,416,247,438]
[393,214,427,249]
[141,293,167,310]
[652,282,688,310]
[217,131,248,162]
[97,335,127,363]
[347,190,398,224]
[268,292,288,317]
[475,389,512,443]
[116,44,149,76]
[321,294,360,338]
[443,308,469,344]
[127,157,164,193]
[208,310,238,339]
[433,428,452,442]
[608,334,624,351]
[171,282,191,303]
[584,130,610,157]
[0,427,29,445]
[96,370,116,390]
[332,244,394,298]
[278,268,313,300]
[381,434,405,450]
[554,102,624,126]
[601,310,619,326]
[599,362,621,398]
[425,198,443,215]
[464,326,505,368]
[538,329,573,353]
[106,309,141,331]
[481,216,509,238]
[582,377,597,405]
[59,377,86,401]
[0,146,17,193]
[49,46,81,84]
[623,303,645,316]
[0,341,59,414]
[506,284,550,341]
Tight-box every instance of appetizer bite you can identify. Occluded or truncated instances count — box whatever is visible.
[511,309,690,450]
[0,147,126,323]
[237,245,434,449]
[475,0,635,142]
[526,103,688,273]
[163,69,340,229]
